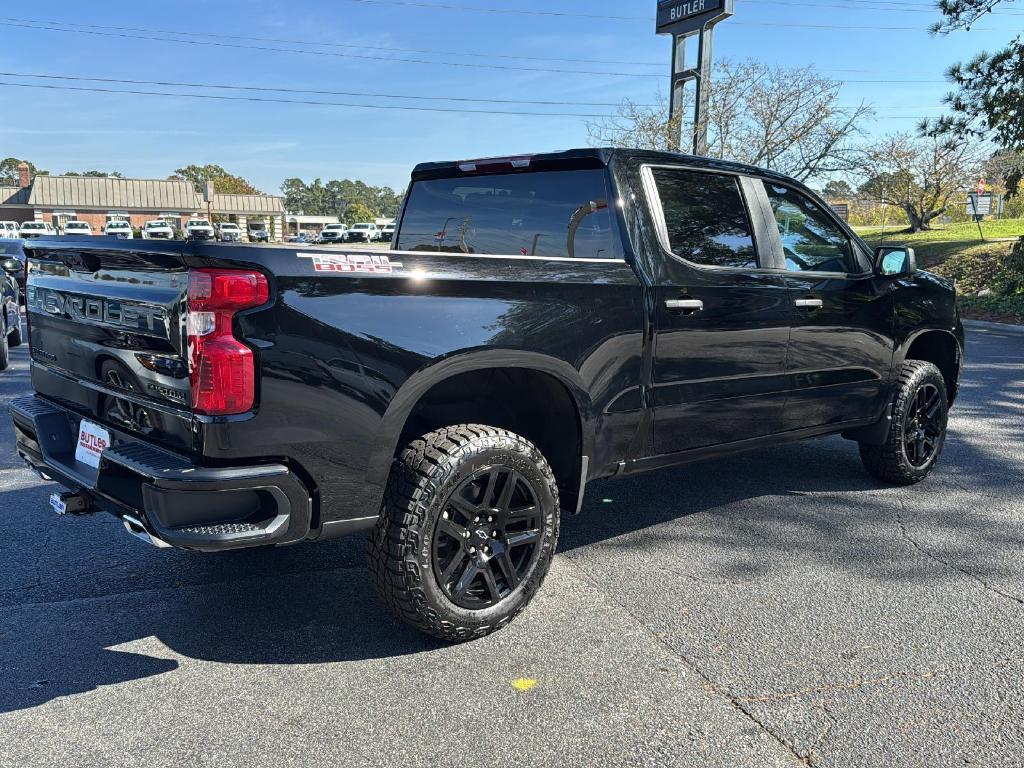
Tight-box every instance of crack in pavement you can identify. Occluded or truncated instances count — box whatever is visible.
[894,495,1024,606]
[562,551,811,767]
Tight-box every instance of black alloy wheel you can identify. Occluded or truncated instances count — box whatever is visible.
[432,466,544,610]
[903,382,944,468]
[368,425,560,642]
[859,360,949,485]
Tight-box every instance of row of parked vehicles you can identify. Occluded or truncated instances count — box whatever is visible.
[0,219,272,242]
[291,221,395,245]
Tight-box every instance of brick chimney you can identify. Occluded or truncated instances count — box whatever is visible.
[17,162,31,188]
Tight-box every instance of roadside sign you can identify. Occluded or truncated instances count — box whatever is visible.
[657,0,734,36]
[829,203,850,222]
[967,193,993,217]
[203,181,215,203]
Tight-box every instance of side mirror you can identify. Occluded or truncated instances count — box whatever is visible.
[875,246,916,278]
[1,258,22,275]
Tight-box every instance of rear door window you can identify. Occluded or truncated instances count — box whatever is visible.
[396,169,622,259]
[649,168,759,269]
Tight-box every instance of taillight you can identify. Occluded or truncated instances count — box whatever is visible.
[186,269,268,416]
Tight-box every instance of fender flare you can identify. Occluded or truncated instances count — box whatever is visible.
[894,326,964,403]
[363,349,594,498]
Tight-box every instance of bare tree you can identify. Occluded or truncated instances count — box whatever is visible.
[857,134,984,232]
[587,59,872,183]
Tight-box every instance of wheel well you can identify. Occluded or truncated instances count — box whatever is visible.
[904,331,961,403]
[397,368,584,513]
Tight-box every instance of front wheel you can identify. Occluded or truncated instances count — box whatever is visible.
[859,360,949,485]
[368,425,560,642]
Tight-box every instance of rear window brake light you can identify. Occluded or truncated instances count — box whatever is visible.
[458,156,533,173]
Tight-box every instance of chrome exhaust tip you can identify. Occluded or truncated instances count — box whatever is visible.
[122,514,171,549]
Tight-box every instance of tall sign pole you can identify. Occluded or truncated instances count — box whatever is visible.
[657,0,734,155]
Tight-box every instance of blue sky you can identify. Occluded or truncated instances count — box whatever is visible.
[0,0,1017,193]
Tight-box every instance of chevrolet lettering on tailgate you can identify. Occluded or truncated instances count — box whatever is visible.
[26,286,169,337]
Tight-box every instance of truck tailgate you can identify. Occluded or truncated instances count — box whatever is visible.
[25,240,196,453]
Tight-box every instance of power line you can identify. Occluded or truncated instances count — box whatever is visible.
[0,71,658,108]
[0,80,617,118]
[0,21,665,78]
[340,0,1007,27]
[0,16,665,68]
[0,20,986,83]
[0,80,948,124]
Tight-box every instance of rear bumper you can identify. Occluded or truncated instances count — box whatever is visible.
[10,395,314,552]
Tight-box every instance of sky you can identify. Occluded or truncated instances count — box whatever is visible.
[0,0,1018,194]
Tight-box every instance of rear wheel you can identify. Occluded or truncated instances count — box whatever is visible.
[368,425,560,642]
[859,360,949,485]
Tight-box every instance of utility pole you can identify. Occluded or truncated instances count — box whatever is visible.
[658,0,734,155]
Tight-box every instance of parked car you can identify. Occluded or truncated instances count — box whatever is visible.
[19,222,56,239]
[0,239,26,300]
[215,222,243,242]
[379,224,396,243]
[141,220,175,240]
[248,224,270,243]
[185,219,215,241]
[344,222,380,243]
[62,221,93,237]
[0,253,22,370]
[318,224,348,244]
[10,148,963,644]
[0,221,21,238]
[104,221,134,239]
[285,234,309,244]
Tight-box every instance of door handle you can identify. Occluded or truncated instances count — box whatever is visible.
[794,298,824,309]
[665,299,704,313]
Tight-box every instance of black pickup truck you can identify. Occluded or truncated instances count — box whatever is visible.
[9,149,963,641]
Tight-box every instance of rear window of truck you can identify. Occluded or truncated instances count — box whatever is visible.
[396,169,623,260]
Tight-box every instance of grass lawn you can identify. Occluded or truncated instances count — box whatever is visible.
[854,218,1024,268]
[854,219,1024,324]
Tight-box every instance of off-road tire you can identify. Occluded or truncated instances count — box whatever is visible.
[859,360,949,486]
[368,425,560,643]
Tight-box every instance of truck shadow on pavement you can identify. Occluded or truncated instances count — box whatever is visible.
[1,331,1021,715]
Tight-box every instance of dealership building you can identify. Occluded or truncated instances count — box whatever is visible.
[0,162,285,238]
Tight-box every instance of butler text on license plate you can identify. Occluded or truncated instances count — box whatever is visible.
[76,420,111,468]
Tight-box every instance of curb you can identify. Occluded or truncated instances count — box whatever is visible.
[963,319,1024,336]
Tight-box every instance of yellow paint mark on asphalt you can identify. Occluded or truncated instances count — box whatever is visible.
[512,678,538,692]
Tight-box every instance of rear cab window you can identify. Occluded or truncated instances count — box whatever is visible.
[647,168,759,269]
[396,169,623,260]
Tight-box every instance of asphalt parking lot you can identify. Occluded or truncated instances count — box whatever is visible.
[1,323,1022,767]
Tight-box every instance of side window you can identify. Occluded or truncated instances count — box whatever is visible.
[396,169,623,259]
[651,168,758,269]
[763,183,864,274]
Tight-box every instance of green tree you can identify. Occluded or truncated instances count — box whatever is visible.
[173,164,262,195]
[822,180,855,200]
[927,1,1024,192]
[280,177,402,218]
[343,202,377,227]
[64,170,124,178]
[0,157,47,185]
[858,133,982,232]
